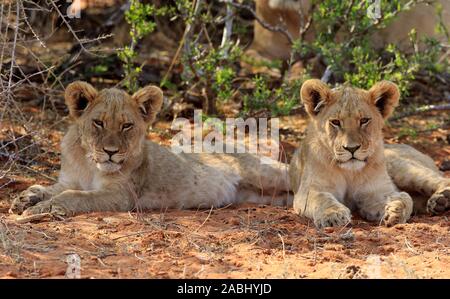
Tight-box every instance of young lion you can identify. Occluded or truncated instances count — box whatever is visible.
[10,82,290,218]
[289,79,450,228]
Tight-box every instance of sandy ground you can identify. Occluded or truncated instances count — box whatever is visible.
[0,114,449,279]
[0,201,449,278]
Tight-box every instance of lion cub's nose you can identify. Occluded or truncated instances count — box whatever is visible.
[343,145,361,154]
[103,147,119,157]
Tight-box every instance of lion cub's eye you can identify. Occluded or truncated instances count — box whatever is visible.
[360,118,371,126]
[330,119,341,127]
[93,119,104,128]
[122,123,134,131]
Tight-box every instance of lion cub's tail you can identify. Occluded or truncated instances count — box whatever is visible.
[229,153,293,207]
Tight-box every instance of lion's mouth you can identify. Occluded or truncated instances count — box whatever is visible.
[347,157,368,162]
[338,158,367,171]
[90,152,125,172]
[108,158,124,164]
[96,161,122,173]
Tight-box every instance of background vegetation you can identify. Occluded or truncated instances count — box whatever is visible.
[1,0,449,186]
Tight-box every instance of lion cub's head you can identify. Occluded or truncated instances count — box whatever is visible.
[65,81,163,173]
[301,79,400,171]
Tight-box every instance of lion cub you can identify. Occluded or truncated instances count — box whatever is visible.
[10,82,290,218]
[289,79,450,228]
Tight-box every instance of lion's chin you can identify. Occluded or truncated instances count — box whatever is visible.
[338,159,366,172]
[96,162,122,173]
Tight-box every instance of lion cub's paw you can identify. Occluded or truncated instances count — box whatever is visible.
[427,187,450,215]
[383,199,411,227]
[9,185,48,215]
[314,206,352,228]
[22,199,69,217]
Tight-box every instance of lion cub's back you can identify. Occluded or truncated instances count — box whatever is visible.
[140,141,240,209]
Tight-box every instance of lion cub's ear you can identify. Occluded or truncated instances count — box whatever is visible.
[65,81,98,118]
[300,79,332,117]
[132,85,163,124]
[368,81,400,119]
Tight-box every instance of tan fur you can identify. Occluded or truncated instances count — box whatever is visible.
[10,82,291,217]
[384,144,450,214]
[243,0,450,69]
[244,0,313,61]
[289,79,450,228]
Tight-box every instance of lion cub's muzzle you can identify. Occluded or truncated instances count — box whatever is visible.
[335,144,369,171]
[93,148,126,173]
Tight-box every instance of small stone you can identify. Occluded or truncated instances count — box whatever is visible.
[324,227,335,233]
[229,218,240,226]
[6,271,17,277]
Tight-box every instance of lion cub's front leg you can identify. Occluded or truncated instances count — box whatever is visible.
[10,183,67,214]
[22,187,135,217]
[294,190,352,228]
[358,191,413,226]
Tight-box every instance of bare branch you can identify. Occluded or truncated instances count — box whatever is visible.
[220,0,234,57]
[227,1,294,45]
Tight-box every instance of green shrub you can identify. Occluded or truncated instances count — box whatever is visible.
[120,0,448,117]
[242,75,302,117]
[294,0,448,95]
[118,0,175,92]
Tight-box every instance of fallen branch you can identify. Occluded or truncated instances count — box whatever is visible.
[15,213,53,224]
[391,103,450,121]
